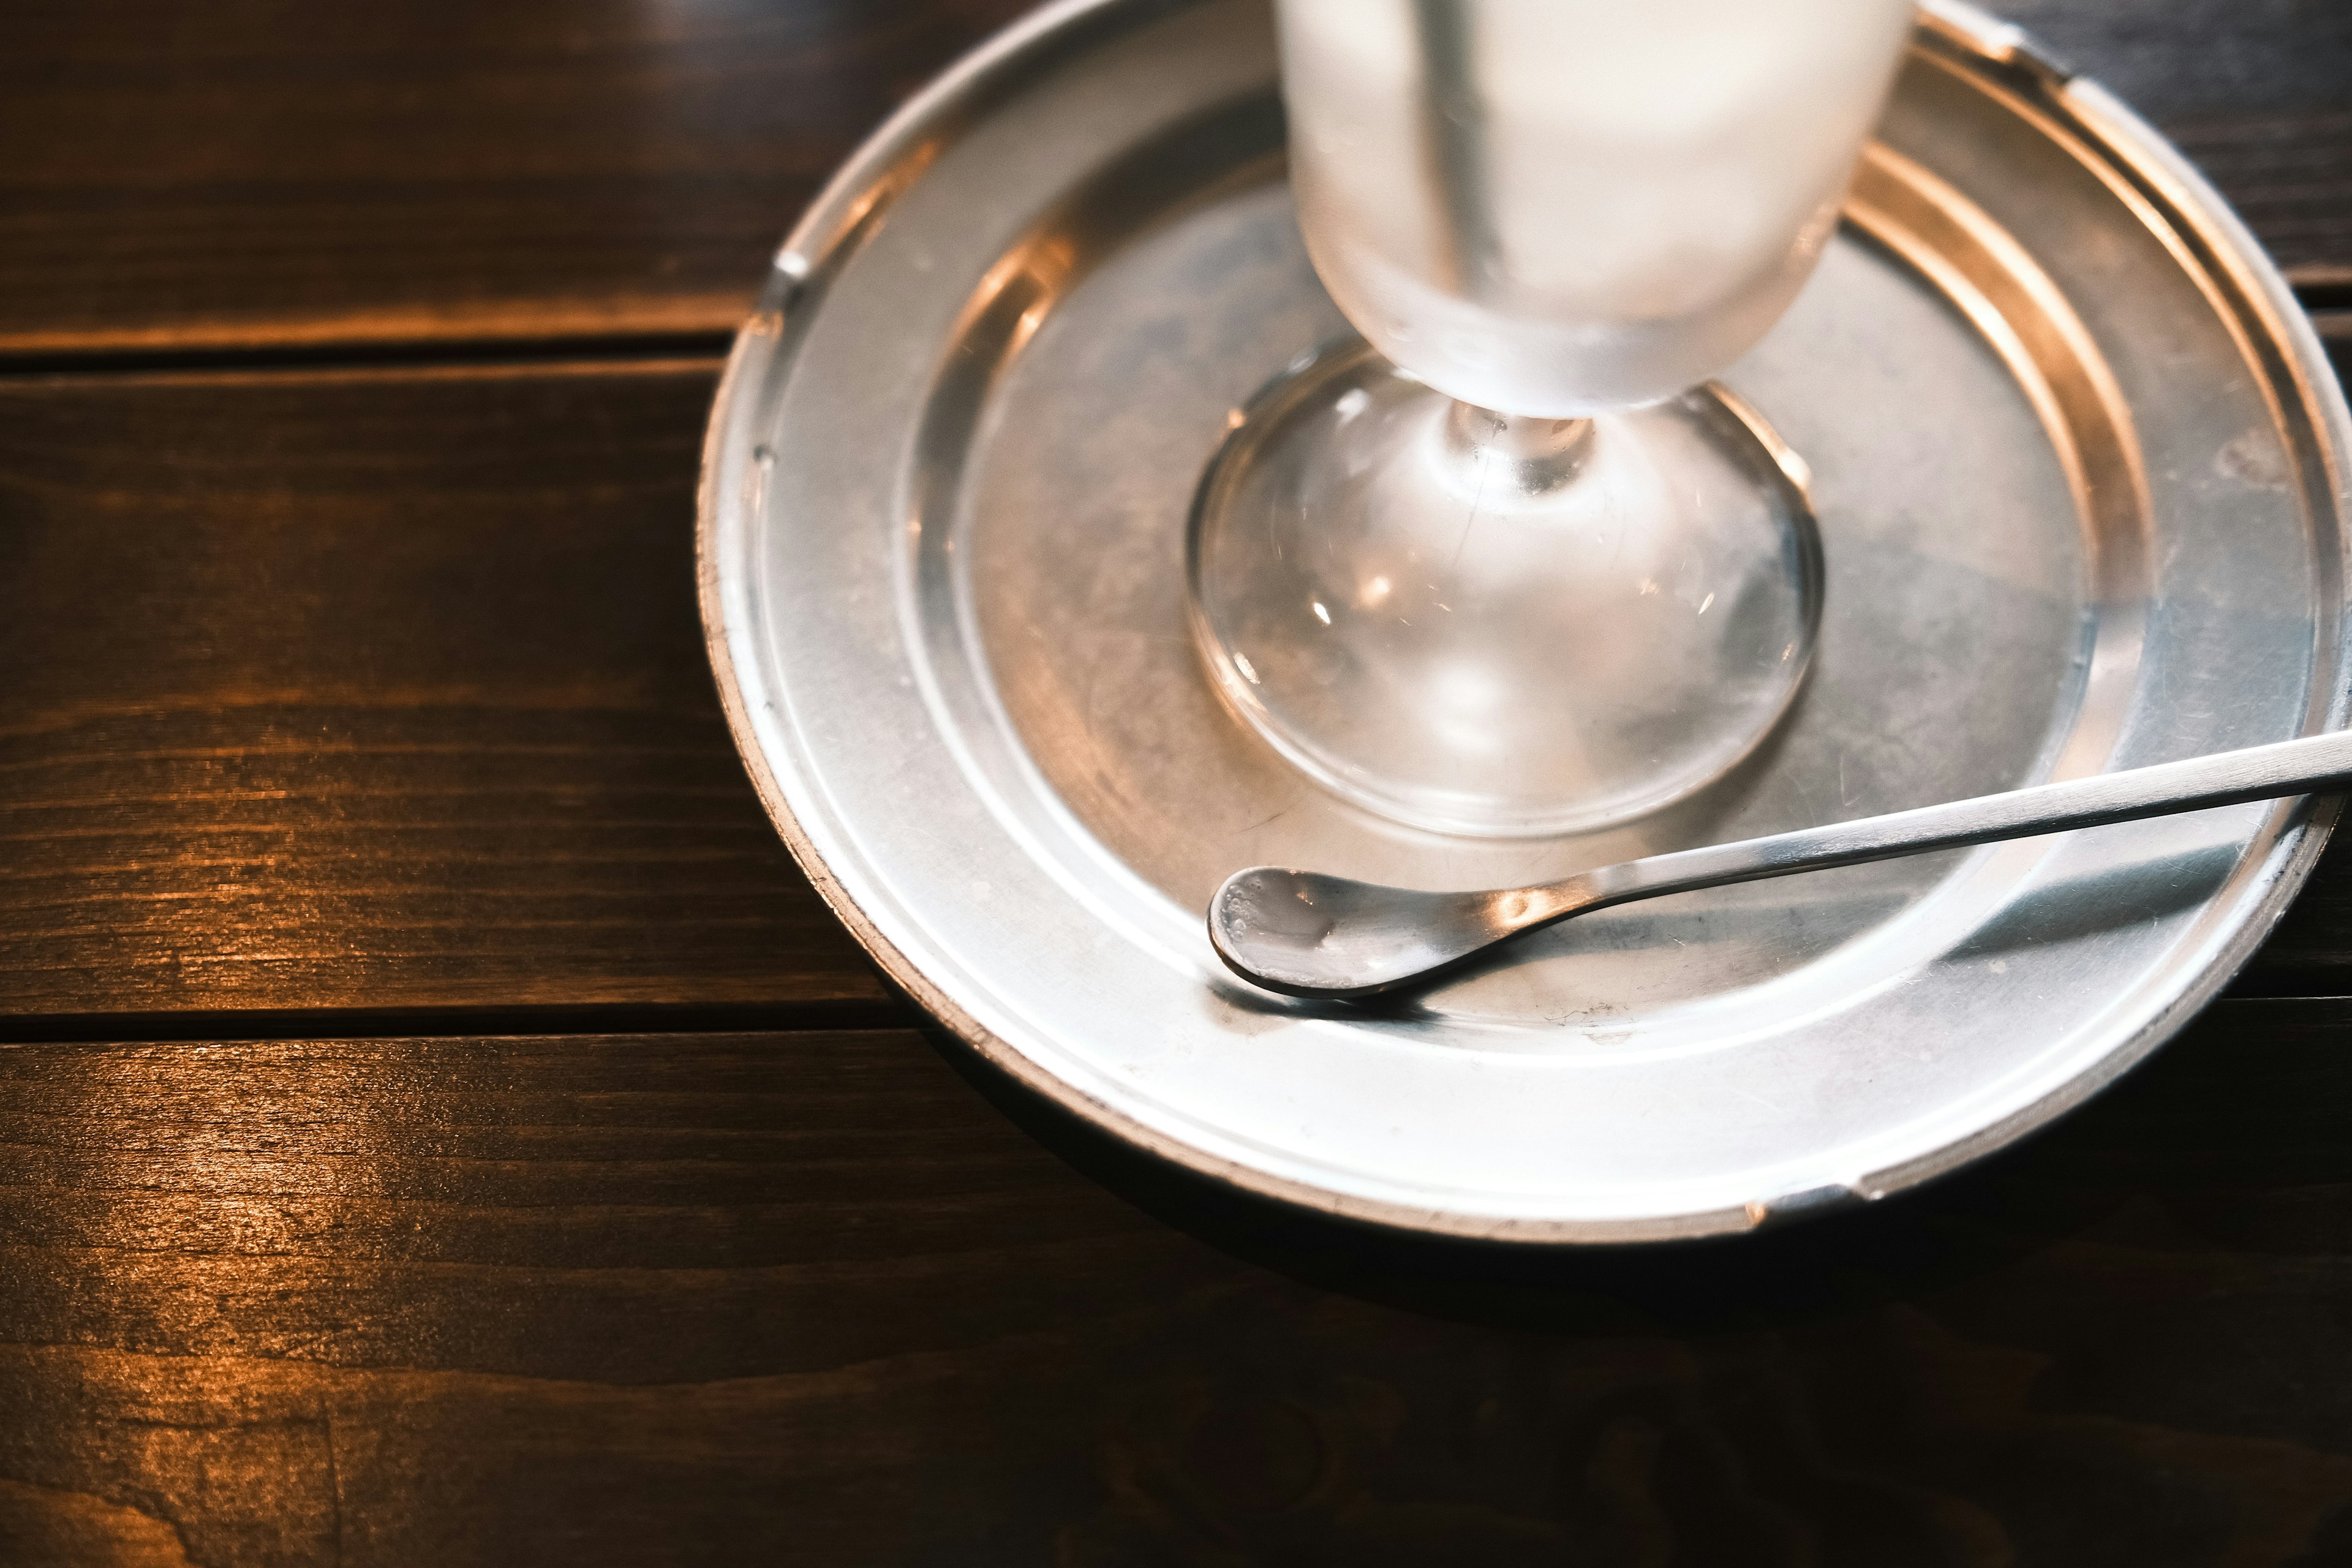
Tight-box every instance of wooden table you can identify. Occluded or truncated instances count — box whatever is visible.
[2,2,2350,1562]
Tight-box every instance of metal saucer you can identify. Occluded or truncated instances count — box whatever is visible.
[699,0,2352,1242]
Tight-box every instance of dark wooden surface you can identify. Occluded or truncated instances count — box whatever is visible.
[10,1005,2352,1566]
[0,361,886,1027]
[0,0,1038,360]
[2,1,2351,1564]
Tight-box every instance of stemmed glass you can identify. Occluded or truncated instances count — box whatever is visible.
[1188,0,1920,837]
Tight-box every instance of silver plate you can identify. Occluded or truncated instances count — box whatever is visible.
[699,0,2352,1242]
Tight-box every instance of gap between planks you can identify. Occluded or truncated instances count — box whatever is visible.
[0,997,924,1048]
[0,329,738,382]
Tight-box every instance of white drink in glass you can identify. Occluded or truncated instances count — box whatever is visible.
[1279,0,1917,416]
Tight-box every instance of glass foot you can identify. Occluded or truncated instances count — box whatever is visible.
[1186,339,1822,838]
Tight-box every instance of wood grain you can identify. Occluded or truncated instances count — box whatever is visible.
[0,361,888,1023]
[1,1003,2351,1566]
[0,0,1037,360]
[1,0,2345,364]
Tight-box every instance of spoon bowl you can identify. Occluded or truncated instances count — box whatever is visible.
[1207,868,1593,998]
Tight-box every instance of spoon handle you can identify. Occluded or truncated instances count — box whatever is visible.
[1566,726,2352,915]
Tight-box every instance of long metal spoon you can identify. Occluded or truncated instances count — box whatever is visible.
[1208,727,2352,1000]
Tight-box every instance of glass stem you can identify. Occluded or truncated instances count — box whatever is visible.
[1444,400,1594,492]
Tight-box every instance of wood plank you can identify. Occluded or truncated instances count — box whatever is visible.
[0,0,1037,360]
[1,0,2345,362]
[3,1003,2352,1564]
[4,353,2351,1027]
[0,361,889,1021]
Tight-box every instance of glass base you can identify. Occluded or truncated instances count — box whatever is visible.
[1186,340,1822,838]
